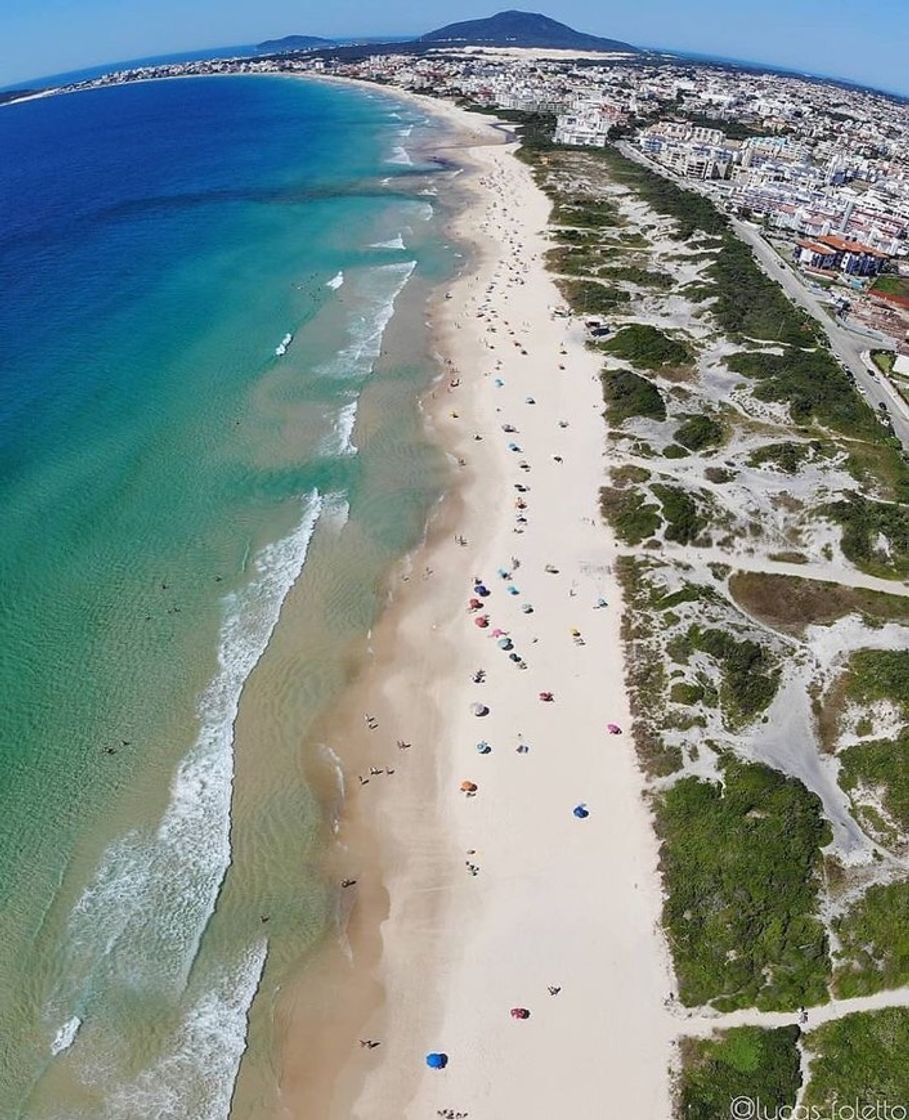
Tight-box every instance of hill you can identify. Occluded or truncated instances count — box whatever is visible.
[256,35,336,54]
[419,9,641,53]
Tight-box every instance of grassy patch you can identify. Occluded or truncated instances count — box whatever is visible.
[596,264,673,289]
[652,484,709,545]
[657,758,831,1010]
[680,1027,801,1120]
[846,649,909,714]
[872,275,909,301]
[728,572,909,636]
[602,368,667,423]
[728,349,884,441]
[839,732,909,839]
[688,626,779,726]
[600,486,662,545]
[675,414,724,452]
[748,441,814,474]
[558,278,631,316]
[823,494,909,579]
[803,1008,909,1110]
[834,880,909,997]
[600,323,694,371]
[670,681,705,705]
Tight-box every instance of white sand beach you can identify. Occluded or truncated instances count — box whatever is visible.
[276,102,675,1120]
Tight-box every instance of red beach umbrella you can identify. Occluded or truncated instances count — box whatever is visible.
[510,1007,531,1020]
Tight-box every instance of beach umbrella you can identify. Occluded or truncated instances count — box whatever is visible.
[471,703,489,717]
[521,604,534,614]
[525,396,536,404]
[570,628,581,637]
[509,653,522,663]
[507,585,520,595]
[510,1007,531,1020]
[607,723,623,735]
[460,781,478,793]
[474,584,490,597]
[497,568,510,579]
[468,598,482,610]
[491,628,508,637]
[494,378,504,387]
[474,616,489,628]
[426,1052,448,1069]
[498,638,513,650]
[573,804,590,819]
[539,691,554,702]
[508,442,522,452]
[476,741,492,754]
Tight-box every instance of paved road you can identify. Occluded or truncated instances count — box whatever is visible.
[733,220,909,449]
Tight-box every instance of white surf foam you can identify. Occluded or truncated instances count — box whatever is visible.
[56,494,323,1018]
[318,261,416,382]
[370,234,406,250]
[105,942,267,1120]
[388,145,412,167]
[333,397,359,456]
[275,331,293,357]
[50,1015,82,1056]
[326,270,344,290]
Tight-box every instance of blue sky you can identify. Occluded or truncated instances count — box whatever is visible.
[2,0,907,94]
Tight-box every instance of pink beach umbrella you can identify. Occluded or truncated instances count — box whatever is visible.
[607,723,623,735]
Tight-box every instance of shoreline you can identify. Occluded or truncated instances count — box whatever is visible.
[272,90,674,1119]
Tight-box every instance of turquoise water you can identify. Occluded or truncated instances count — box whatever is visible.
[0,76,457,1116]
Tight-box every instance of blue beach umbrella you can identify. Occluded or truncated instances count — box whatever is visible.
[507,585,519,595]
[426,1052,448,1069]
[573,804,590,819]
[476,740,492,754]
[494,378,504,386]
[508,442,522,452]
[498,638,513,650]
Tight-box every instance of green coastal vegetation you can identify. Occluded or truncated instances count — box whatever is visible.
[803,1009,909,1109]
[747,441,816,473]
[651,484,709,545]
[559,278,631,315]
[686,626,779,727]
[602,367,666,423]
[839,732,909,841]
[834,881,909,997]
[674,414,724,452]
[823,494,909,578]
[679,1027,801,1120]
[599,323,694,370]
[599,485,663,545]
[844,648,909,715]
[657,758,830,1010]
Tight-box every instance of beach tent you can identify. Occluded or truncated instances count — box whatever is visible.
[426,1052,448,1069]
[573,804,590,819]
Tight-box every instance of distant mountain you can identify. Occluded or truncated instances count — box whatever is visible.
[256,34,336,54]
[419,9,641,53]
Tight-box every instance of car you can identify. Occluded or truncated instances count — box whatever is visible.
[878,401,889,413]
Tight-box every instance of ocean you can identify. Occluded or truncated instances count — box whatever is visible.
[0,75,459,1117]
